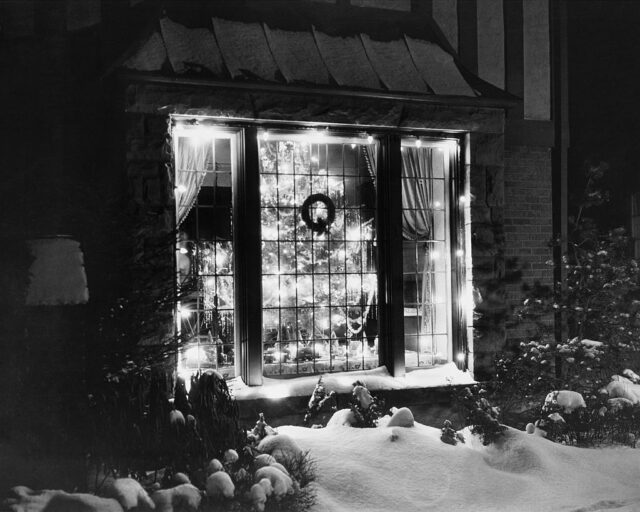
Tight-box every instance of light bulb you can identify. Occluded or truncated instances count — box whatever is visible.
[367,136,373,144]
[415,139,422,148]
[261,131,269,141]
[176,185,187,193]
[456,352,466,362]
[351,143,356,149]
[456,249,464,257]
[459,195,468,204]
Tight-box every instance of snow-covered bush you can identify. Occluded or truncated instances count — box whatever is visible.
[349,380,386,428]
[456,385,506,445]
[495,163,640,426]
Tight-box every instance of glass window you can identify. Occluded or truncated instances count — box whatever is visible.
[259,133,379,376]
[401,141,456,368]
[174,130,236,381]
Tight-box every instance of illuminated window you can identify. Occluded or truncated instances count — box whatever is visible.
[172,122,468,382]
[174,129,236,380]
[259,133,378,376]
[401,140,461,368]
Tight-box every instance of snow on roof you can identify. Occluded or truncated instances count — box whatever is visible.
[264,25,330,85]
[405,35,476,96]
[211,17,280,81]
[25,237,89,306]
[311,27,381,90]
[121,16,497,100]
[360,34,430,93]
[229,363,474,400]
[280,423,640,511]
[160,17,225,75]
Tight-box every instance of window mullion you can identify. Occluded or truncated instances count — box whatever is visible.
[234,127,263,385]
[377,134,405,377]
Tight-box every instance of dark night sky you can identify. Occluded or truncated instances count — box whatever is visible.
[567,0,640,227]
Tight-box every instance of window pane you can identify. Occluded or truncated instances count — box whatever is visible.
[402,143,453,370]
[260,133,378,376]
[175,133,236,380]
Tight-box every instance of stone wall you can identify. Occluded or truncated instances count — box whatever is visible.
[504,145,554,344]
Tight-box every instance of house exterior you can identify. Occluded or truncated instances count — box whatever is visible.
[1,0,563,395]
[114,0,561,387]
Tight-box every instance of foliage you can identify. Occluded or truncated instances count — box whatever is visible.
[303,376,337,427]
[536,394,640,448]
[88,370,245,480]
[456,385,506,445]
[349,381,386,428]
[493,161,640,424]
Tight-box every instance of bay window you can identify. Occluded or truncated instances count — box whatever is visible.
[173,121,468,384]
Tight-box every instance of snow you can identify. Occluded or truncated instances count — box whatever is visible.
[229,363,475,400]
[26,237,89,306]
[278,422,640,512]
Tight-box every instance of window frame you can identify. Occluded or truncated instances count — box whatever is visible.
[171,119,468,384]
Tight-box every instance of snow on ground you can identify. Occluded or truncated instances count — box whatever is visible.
[230,363,475,400]
[281,422,640,512]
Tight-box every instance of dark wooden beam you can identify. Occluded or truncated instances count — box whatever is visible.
[377,134,405,377]
[234,127,263,385]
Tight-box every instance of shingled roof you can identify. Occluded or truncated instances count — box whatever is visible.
[119,3,512,103]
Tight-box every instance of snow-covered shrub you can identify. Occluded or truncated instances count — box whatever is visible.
[532,387,640,447]
[349,380,386,428]
[303,376,337,427]
[456,385,506,445]
[496,164,640,425]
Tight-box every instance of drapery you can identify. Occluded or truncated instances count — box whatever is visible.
[175,136,211,227]
[401,147,433,239]
[401,147,435,336]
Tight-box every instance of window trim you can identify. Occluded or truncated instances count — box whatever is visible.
[171,118,469,384]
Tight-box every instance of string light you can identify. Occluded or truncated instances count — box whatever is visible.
[456,249,464,257]
[367,135,373,144]
[415,139,422,148]
[456,352,466,363]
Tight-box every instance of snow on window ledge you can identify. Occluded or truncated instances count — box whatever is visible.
[228,362,475,400]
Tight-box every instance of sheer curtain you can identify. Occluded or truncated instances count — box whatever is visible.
[401,147,435,335]
[175,136,211,227]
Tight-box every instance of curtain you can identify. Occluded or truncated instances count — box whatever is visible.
[175,136,211,227]
[401,147,433,239]
[401,147,435,337]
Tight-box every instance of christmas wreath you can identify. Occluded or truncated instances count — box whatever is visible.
[301,193,336,234]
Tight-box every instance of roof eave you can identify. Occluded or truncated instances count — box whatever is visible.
[119,71,520,110]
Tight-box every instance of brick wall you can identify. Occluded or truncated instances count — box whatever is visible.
[503,145,554,344]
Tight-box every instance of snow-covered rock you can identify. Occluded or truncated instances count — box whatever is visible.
[270,462,290,476]
[151,484,201,512]
[169,410,185,427]
[254,453,277,469]
[580,339,603,348]
[254,466,294,498]
[249,483,267,512]
[258,478,273,497]
[205,471,235,499]
[172,472,190,485]
[606,379,640,404]
[607,397,635,411]
[257,433,303,461]
[224,449,239,464]
[547,412,565,423]
[206,458,224,474]
[525,423,536,434]
[102,478,154,511]
[543,390,586,413]
[5,487,124,512]
[386,407,415,428]
[622,369,640,383]
[326,408,357,427]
